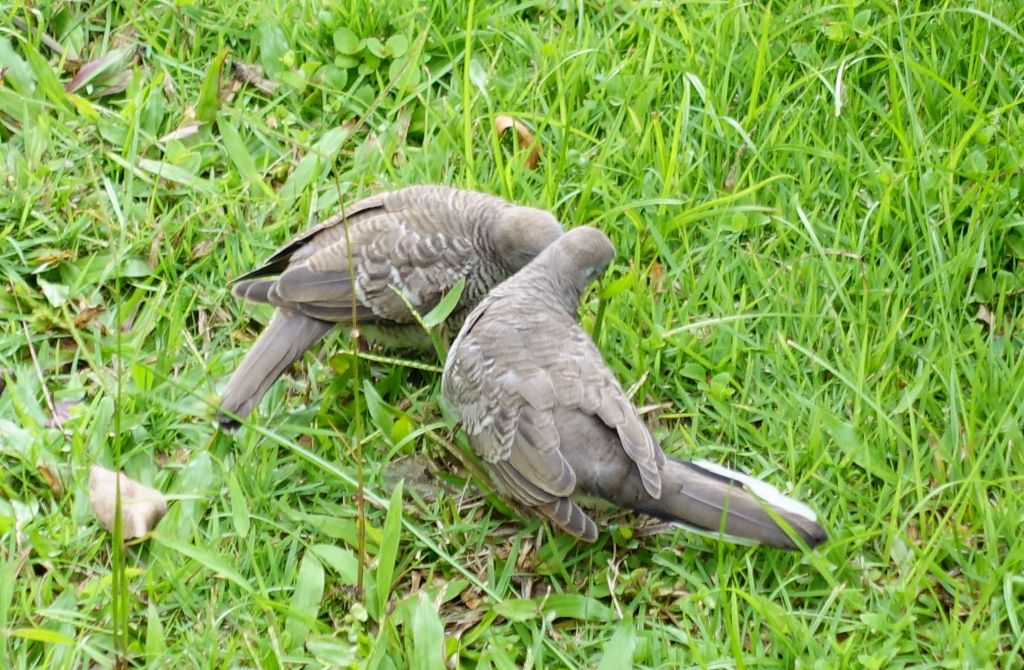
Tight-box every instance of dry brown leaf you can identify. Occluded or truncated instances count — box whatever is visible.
[649,261,666,293]
[159,121,202,143]
[154,448,191,468]
[64,46,134,98]
[161,67,176,99]
[88,466,167,540]
[635,401,671,416]
[37,464,63,496]
[723,162,738,192]
[74,304,106,329]
[111,27,138,51]
[232,61,279,94]
[46,398,81,429]
[459,586,481,610]
[723,144,746,192]
[32,249,74,270]
[11,17,65,57]
[494,115,540,169]
[392,107,413,166]
[382,456,437,503]
[191,239,215,260]
[976,304,994,329]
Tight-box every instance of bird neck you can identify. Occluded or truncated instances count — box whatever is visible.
[516,272,582,317]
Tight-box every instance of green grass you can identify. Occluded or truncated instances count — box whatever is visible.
[2,0,1024,667]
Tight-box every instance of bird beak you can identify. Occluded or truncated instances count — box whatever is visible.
[591,279,608,343]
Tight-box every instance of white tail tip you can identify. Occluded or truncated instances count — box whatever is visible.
[692,459,819,523]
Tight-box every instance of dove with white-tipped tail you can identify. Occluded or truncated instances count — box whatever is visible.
[442,226,827,549]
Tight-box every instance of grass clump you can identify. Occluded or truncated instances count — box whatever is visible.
[2,0,1023,667]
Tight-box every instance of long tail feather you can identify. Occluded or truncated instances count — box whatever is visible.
[217,310,333,429]
[637,457,827,549]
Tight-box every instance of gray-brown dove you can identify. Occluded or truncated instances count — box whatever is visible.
[442,226,827,549]
[218,185,563,429]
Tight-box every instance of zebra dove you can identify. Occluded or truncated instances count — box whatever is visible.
[442,226,827,549]
[218,185,563,429]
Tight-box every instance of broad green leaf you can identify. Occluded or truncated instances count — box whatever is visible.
[197,46,229,123]
[311,544,359,585]
[279,126,351,204]
[364,37,387,58]
[294,512,382,550]
[596,618,636,670]
[59,253,150,286]
[137,158,214,194]
[145,602,166,660]
[679,362,705,381]
[259,21,289,77]
[375,481,404,618]
[226,472,250,537]
[421,278,465,329]
[409,592,445,670]
[10,628,74,645]
[154,535,254,592]
[307,636,358,666]
[37,277,69,307]
[25,50,68,110]
[599,271,633,299]
[318,64,348,90]
[362,379,394,437]
[286,552,325,646]
[0,36,35,94]
[391,413,414,445]
[333,27,361,55]
[385,35,409,58]
[493,594,610,622]
[823,411,895,485]
[218,116,273,198]
[389,56,421,92]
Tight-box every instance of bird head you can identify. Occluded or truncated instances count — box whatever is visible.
[537,225,616,294]
[492,206,565,272]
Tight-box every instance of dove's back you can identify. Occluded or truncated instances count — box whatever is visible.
[218,185,563,428]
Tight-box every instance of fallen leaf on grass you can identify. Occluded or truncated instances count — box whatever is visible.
[976,304,994,330]
[73,304,106,329]
[191,239,215,260]
[382,455,444,503]
[29,248,73,273]
[65,47,134,98]
[723,162,738,192]
[649,261,666,293]
[723,145,746,192]
[232,61,278,94]
[459,586,481,610]
[37,464,62,496]
[89,466,167,540]
[161,67,176,99]
[392,106,413,166]
[494,115,540,169]
[46,398,81,429]
[154,448,191,468]
[159,121,202,143]
[10,16,65,57]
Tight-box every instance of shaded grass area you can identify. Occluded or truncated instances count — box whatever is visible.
[2,0,1023,667]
